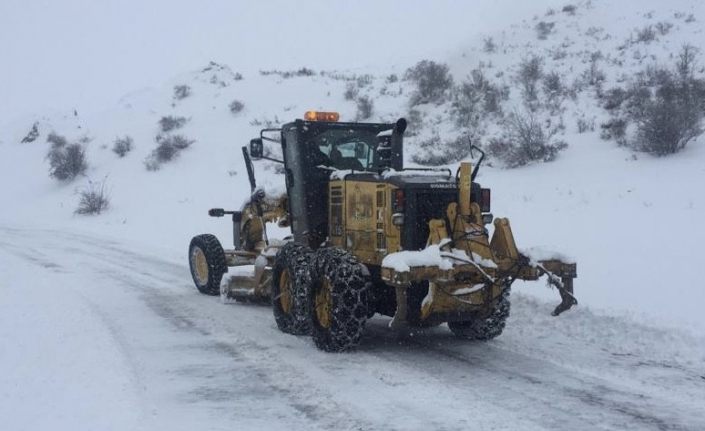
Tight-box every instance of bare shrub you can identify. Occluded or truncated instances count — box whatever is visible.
[634,25,657,44]
[344,83,358,101]
[75,178,109,215]
[173,85,191,101]
[599,118,628,144]
[259,67,315,79]
[144,134,194,170]
[483,37,497,53]
[411,134,470,166]
[112,136,133,157]
[602,87,628,110]
[605,45,705,155]
[543,71,563,99]
[48,142,88,181]
[158,116,188,132]
[576,116,595,133]
[229,99,245,114]
[535,21,555,40]
[47,132,68,148]
[233,72,243,80]
[562,4,577,15]
[517,55,544,104]
[487,111,567,168]
[451,68,507,128]
[355,96,374,120]
[405,60,454,105]
[655,21,673,36]
[386,74,398,83]
[583,52,606,87]
[21,122,39,143]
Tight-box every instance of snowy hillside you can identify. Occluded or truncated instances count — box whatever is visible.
[2,0,705,430]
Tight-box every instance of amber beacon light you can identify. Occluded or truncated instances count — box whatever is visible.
[304,111,340,122]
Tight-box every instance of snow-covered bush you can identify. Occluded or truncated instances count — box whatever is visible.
[144,134,194,171]
[411,134,471,166]
[487,111,567,168]
[483,37,497,53]
[158,116,188,132]
[75,178,109,215]
[259,68,315,78]
[576,116,595,133]
[344,83,358,101]
[21,122,39,143]
[229,99,245,115]
[602,45,705,155]
[451,68,508,129]
[112,136,133,157]
[405,60,454,105]
[173,85,191,101]
[356,95,373,120]
[517,55,544,105]
[562,4,577,15]
[633,25,657,44]
[46,131,68,148]
[535,21,555,40]
[47,137,88,181]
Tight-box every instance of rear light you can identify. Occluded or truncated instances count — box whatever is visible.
[392,189,405,212]
[480,188,491,213]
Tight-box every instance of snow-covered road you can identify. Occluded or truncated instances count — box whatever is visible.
[1,226,704,431]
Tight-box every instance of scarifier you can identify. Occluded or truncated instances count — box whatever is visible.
[188,111,577,352]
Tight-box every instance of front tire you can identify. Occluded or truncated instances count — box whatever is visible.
[189,234,228,296]
[310,248,370,352]
[448,285,511,341]
[271,243,313,335]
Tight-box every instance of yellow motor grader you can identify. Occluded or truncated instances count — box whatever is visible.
[188,111,577,352]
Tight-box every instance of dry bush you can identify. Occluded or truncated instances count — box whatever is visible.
[487,111,567,168]
[405,60,454,105]
[535,21,555,40]
[229,100,245,114]
[517,56,544,104]
[21,122,39,143]
[75,178,109,215]
[173,85,191,100]
[48,142,87,181]
[411,134,471,166]
[144,134,194,170]
[355,96,374,120]
[158,116,188,132]
[112,136,133,157]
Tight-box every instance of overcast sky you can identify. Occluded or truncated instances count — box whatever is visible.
[0,0,566,121]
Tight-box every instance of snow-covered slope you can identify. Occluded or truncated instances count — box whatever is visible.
[1,1,705,429]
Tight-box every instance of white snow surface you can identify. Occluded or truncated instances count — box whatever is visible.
[2,1,705,429]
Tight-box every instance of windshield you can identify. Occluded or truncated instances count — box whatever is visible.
[308,128,378,171]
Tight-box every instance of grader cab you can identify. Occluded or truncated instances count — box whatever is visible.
[188,111,577,352]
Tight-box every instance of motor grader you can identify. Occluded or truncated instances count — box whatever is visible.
[188,111,577,352]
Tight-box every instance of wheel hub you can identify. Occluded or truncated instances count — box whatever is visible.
[191,247,209,285]
[315,278,333,329]
[279,269,293,314]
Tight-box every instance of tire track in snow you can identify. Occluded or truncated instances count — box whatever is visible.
[3,226,705,430]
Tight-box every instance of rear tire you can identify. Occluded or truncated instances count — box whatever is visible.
[272,243,313,335]
[448,286,511,341]
[310,248,370,352]
[189,234,227,296]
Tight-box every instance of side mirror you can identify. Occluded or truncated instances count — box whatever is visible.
[249,138,263,160]
[208,208,225,217]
